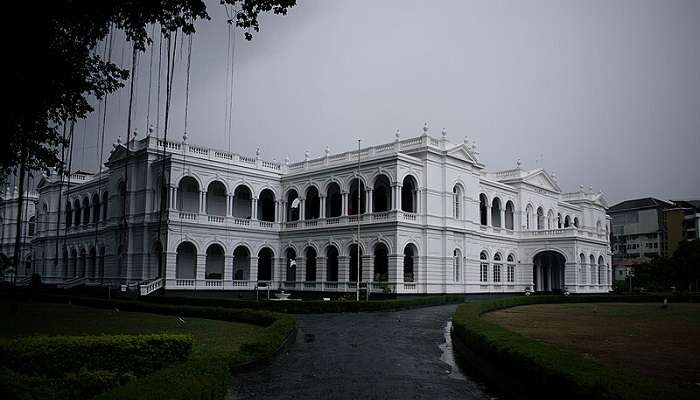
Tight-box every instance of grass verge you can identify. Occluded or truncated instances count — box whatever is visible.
[451,295,699,400]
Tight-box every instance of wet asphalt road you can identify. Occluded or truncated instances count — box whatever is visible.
[229,304,492,400]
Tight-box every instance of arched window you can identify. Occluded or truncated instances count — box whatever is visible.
[205,244,225,280]
[373,243,389,282]
[596,220,602,233]
[41,203,49,232]
[258,189,276,222]
[479,251,489,283]
[73,199,81,226]
[536,207,544,230]
[493,253,502,283]
[349,244,363,282]
[589,254,596,284]
[257,248,274,281]
[285,248,297,282]
[28,216,36,237]
[232,246,250,281]
[65,201,72,228]
[325,182,342,218]
[232,185,252,219]
[564,215,571,228]
[506,254,515,283]
[525,204,533,230]
[305,186,321,220]
[305,247,317,282]
[372,175,392,213]
[598,255,605,285]
[286,190,300,221]
[574,217,580,228]
[505,201,514,230]
[453,249,461,282]
[557,213,562,229]
[206,181,227,216]
[491,198,502,227]
[176,242,197,279]
[82,197,90,225]
[547,210,554,229]
[403,244,417,283]
[401,175,418,213]
[92,194,100,223]
[479,194,488,225]
[177,177,200,213]
[579,253,586,284]
[102,192,109,221]
[452,185,462,219]
[348,179,366,215]
[326,246,339,282]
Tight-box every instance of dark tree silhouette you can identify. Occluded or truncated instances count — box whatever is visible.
[4,0,296,180]
[4,0,295,276]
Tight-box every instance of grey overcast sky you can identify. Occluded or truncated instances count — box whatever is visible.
[73,0,700,204]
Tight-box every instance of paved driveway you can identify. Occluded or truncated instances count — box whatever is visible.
[229,304,492,400]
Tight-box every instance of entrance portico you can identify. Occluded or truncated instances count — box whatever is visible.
[532,251,566,292]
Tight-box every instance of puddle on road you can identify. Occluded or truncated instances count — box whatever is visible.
[440,320,499,399]
[439,320,466,380]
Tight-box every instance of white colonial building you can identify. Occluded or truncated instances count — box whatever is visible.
[23,125,612,295]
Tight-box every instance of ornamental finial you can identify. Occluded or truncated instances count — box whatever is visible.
[182,131,188,143]
[304,150,309,161]
[422,122,429,135]
[441,128,447,138]
[517,158,521,168]
[133,128,139,139]
[395,129,400,141]
[325,146,330,156]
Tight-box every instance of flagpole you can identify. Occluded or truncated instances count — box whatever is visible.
[356,139,361,302]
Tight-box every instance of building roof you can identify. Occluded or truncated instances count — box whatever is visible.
[669,200,700,211]
[608,197,675,213]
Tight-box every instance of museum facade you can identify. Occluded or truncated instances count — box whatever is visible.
[23,126,612,295]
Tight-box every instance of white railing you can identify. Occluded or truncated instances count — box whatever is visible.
[233,280,250,287]
[176,279,195,287]
[179,211,198,220]
[207,215,225,223]
[205,279,223,288]
[58,276,87,289]
[139,278,164,296]
[232,217,250,226]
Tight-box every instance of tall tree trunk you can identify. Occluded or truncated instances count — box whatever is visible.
[12,151,27,284]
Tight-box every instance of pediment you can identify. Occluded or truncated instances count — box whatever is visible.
[446,144,480,166]
[106,145,128,164]
[523,169,561,193]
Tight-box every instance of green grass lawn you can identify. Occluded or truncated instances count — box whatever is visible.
[1,302,263,360]
[484,303,700,396]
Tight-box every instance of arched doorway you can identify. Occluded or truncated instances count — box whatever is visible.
[401,175,418,213]
[285,248,297,281]
[532,251,566,292]
[325,183,342,218]
[258,189,276,222]
[305,247,317,281]
[176,242,197,279]
[205,244,225,280]
[257,248,274,281]
[403,244,417,283]
[326,246,339,281]
[372,175,391,213]
[232,246,250,281]
[349,244,363,282]
[374,243,389,282]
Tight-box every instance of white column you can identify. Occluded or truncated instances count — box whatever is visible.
[486,205,492,226]
[320,195,326,218]
[252,198,258,220]
[226,194,232,217]
[223,255,233,282]
[199,191,206,214]
[300,198,306,220]
[341,192,348,216]
[366,189,373,213]
[500,209,506,228]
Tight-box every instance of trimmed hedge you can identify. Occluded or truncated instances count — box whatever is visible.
[451,295,698,400]
[0,334,192,378]
[143,294,466,313]
[1,293,297,400]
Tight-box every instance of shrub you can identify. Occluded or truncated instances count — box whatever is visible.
[142,294,465,314]
[0,334,192,378]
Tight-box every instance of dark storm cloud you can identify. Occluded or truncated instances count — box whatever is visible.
[76,0,700,203]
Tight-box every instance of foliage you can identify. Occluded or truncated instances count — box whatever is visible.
[672,240,700,291]
[0,334,192,378]
[1,294,297,400]
[143,294,465,313]
[451,295,699,400]
[4,0,296,181]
